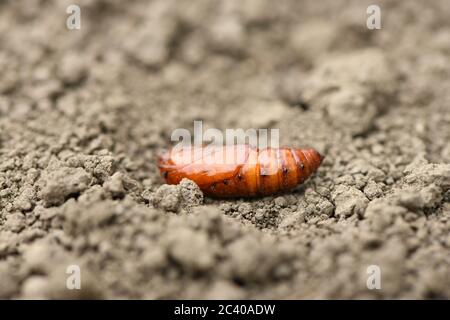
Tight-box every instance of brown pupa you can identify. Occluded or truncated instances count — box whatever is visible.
[157,144,324,197]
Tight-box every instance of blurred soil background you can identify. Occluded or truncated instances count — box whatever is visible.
[0,0,449,298]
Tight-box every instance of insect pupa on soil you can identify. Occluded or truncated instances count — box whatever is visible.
[157,144,324,197]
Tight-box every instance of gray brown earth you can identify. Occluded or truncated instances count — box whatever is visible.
[0,0,449,299]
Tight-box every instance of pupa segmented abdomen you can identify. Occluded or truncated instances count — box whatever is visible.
[157,145,324,197]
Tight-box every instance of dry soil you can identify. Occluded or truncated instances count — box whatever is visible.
[0,0,449,299]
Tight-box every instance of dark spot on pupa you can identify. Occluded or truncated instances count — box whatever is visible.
[282,167,288,175]
[162,171,168,178]
[223,179,229,185]
[237,173,243,181]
